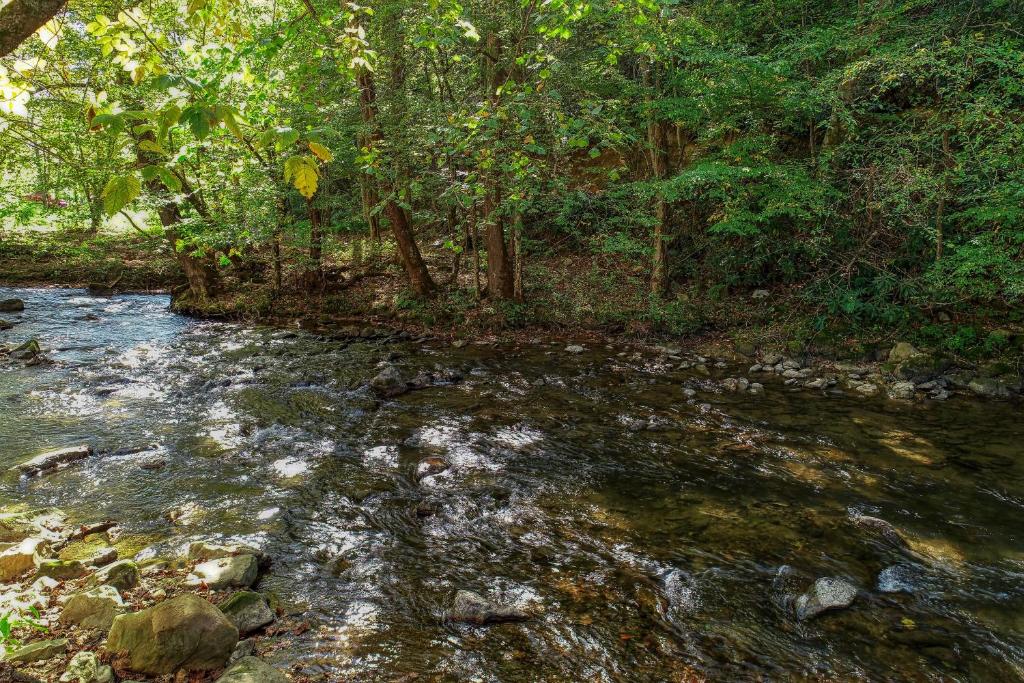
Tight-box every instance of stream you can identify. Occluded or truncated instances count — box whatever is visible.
[1,286,1023,681]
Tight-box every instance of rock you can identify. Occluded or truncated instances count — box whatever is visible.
[0,508,66,542]
[805,378,828,390]
[187,554,259,590]
[897,354,951,383]
[0,537,47,581]
[734,341,757,357]
[91,559,141,593]
[13,445,93,476]
[877,564,918,594]
[60,585,125,631]
[215,656,289,683]
[219,591,275,634]
[0,319,12,330]
[748,383,764,394]
[681,388,697,399]
[446,590,531,625]
[229,638,255,664]
[188,541,264,563]
[854,383,879,396]
[888,342,922,363]
[751,289,770,300]
[564,345,585,354]
[794,577,858,620]
[888,381,916,400]
[105,594,238,675]
[140,458,166,471]
[0,299,25,312]
[415,457,449,482]
[4,637,68,663]
[968,377,1013,399]
[451,339,467,348]
[60,651,115,683]
[849,513,909,549]
[370,365,407,398]
[762,353,783,366]
[36,558,89,580]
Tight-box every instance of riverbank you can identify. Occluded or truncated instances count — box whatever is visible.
[1,229,1021,401]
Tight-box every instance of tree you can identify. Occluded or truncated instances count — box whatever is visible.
[0,0,66,58]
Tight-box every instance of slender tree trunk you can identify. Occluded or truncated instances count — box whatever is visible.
[481,32,515,299]
[647,66,670,297]
[354,36,435,296]
[513,210,524,302]
[306,199,323,289]
[133,131,217,299]
[470,203,481,299]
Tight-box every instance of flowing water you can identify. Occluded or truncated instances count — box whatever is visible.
[1,286,1023,682]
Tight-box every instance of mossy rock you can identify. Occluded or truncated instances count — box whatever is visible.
[36,558,89,580]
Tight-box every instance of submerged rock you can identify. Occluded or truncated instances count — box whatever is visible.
[0,298,25,313]
[794,577,858,620]
[219,591,275,634]
[446,590,532,625]
[4,637,68,663]
[370,365,407,398]
[60,585,125,631]
[60,651,114,683]
[216,656,289,683]
[0,319,13,330]
[187,554,259,590]
[12,445,93,476]
[877,564,919,594]
[415,457,449,482]
[105,594,238,675]
[565,345,585,354]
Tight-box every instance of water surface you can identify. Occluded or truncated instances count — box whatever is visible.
[1,287,1022,681]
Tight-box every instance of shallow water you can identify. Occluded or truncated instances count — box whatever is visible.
[1,286,1023,681]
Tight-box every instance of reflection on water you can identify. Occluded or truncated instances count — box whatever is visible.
[1,286,1023,681]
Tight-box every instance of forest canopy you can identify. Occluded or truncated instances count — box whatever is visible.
[1,0,1022,348]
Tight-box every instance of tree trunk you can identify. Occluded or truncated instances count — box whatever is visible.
[0,0,66,58]
[133,131,217,299]
[648,74,670,297]
[513,211,524,302]
[305,199,323,290]
[354,37,435,296]
[481,32,515,300]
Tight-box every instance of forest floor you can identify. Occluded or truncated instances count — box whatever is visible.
[1,226,1022,374]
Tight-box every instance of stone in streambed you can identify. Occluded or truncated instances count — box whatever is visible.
[216,656,289,683]
[370,365,407,398]
[888,381,916,400]
[4,637,68,663]
[60,585,124,631]
[60,651,114,683]
[36,558,89,580]
[794,577,858,620]
[0,507,66,543]
[446,590,532,625]
[0,319,12,330]
[187,554,259,590]
[188,540,265,563]
[0,299,24,313]
[415,457,449,482]
[219,591,275,634]
[105,594,238,675]
[13,445,93,476]
[0,537,47,580]
[90,559,140,592]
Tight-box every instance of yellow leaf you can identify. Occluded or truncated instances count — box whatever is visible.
[308,142,333,163]
[284,156,319,199]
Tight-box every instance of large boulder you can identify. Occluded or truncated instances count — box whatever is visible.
[219,591,275,634]
[13,445,93,476]
[888,342,922,363]
[215,656,289,683]
[794,577,858,620]
[186,554,259,590]
[36,558,89,580]
[968,377,1014,399]
[60,585,125,631]
[105,594,238,675]
[59,650,115,683]
[0,537,47,581]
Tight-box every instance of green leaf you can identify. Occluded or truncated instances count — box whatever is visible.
[102,175,141,216]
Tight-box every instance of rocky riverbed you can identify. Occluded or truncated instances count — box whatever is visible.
[0,287,1023,681]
